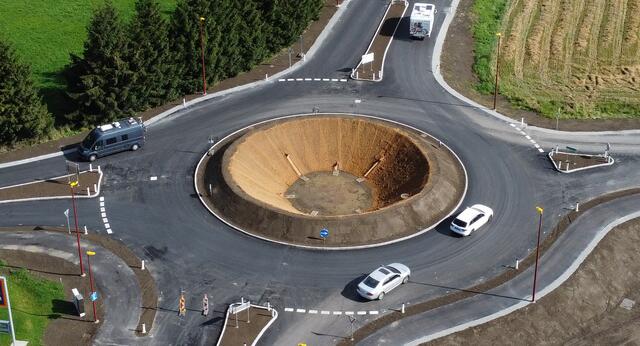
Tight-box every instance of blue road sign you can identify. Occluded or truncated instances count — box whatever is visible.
[320,229,329,238]
[90,291,99,302]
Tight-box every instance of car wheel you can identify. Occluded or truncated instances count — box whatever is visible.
[378,292,385,300]
[89,154,97,162]
[403,275,409,284]
[131,143,139,151]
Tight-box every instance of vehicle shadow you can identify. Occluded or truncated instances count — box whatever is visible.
[341,274,369,302]
[435,215,461,237]
[409,281,529,302]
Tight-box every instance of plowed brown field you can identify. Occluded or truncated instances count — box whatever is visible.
[500,0,640,119]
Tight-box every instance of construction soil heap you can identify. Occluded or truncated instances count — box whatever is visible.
[197,115,466,248]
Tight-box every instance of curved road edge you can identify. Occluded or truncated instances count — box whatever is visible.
[431,0,640,136]
[357,193,640,345]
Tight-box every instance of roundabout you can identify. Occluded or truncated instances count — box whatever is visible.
[195,114,467,248]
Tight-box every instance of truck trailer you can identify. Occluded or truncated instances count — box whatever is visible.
[409,3,436,39]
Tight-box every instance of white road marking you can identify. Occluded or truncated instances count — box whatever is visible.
[322,78,330,81]
[99,196,104,201]
[278,79,286,82]
[331,78,338,81]
[284,308,294,312]
[333,311,342,315]
[150,176,157,181]
[534,144,541,149]
[100,207,105,212]
[106,228,113,234]
[296,78,303,81]
[287,78,294,81]
[101,212,107,218]
[314,78,321,81]
[99,202,105,207]
[509,123,516,127]
[104,223,110,228]
[296,308,306,313]
[102,218,108,223]
[369,311,379,315]
[345,311,354,315]
[304,78,312,81]
[529,139,536,144]
[308,310,318,314]
[518,131,526,135]
[357,311,367,315]
[538,148,545,153]
[321,311,330,315]
[525,135,531,140]
[340,79,348,82]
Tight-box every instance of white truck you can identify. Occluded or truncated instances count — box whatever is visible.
[409,3,436,39]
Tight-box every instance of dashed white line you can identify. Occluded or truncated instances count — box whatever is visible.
[333,311,342,315]
[296,308,306,313]
[106,228,113,234]
[525,135,531,140]
[345,311,354,315]
[538,148,545,153]
[104,223,110,229]
[285,308,294,312]
[99,196,104,201]
[529,139,536,144]
[287,78,294,81]
[101,212,107,218]
[304,78,312,81]
[278,78,286,82]
[314,78,321,81]
[509,123,516,127]
[100,207,105,212]
[150,176,157,181]
[369,311,379,315]
[99,202,104,207]
[322,78,330,81]
[331,78,338,81]
[357,311,367,315]
[534,143,541,149]
[102,218,108,223]
[321,311,330,315]
[340,79,348,82]
[308,309,318,314]
[295,78,303,81]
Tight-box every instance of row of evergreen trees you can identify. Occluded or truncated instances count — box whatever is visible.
[0,0,324,147]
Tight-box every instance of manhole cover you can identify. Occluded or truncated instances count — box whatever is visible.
[620,298,635,310]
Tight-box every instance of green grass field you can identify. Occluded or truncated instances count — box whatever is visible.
[0,0,176,90]
[0,267,65,346]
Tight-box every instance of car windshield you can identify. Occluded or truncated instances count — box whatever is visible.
[378,267,390,275]
[81,130,98,149]
[385,266,401,274]
[363,276,379,289]
[453,218,467,228]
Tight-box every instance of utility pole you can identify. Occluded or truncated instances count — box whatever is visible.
[532,206,544,302]
[70,181,85,277]
[199,16,207,95]
[493,32,502,111]
[86,251,99,323]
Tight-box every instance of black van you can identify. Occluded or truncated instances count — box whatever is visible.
[78,118,146,161]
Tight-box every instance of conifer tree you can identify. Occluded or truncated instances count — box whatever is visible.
[237,0,266,70]
[0,40,53,146]
[211,0,241,79]
[128,0,177,109]
[66,1,133,125]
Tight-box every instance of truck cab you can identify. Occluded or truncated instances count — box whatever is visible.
[78,117,145,162]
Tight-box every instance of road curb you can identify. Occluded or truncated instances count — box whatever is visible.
[0,168,103,204]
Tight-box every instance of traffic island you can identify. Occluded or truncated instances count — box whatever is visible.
[195,114,467,249]
[350,0,408,81]
[216,300,277,346]
[548,147,614,173]
[0,166,102,203]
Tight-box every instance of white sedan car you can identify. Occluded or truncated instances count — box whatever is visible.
[356,263,411,300]
[450,204,494,236]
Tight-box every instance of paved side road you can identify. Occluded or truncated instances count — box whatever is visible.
[359,193,640,345]
[0,231,143,346]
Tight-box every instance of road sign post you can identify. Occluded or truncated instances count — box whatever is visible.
[64,209,70,234]
[0,276,17,345]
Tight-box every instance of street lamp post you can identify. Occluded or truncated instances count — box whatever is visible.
[493,32,502,111]
[70,182,85,277]
[532,206,544,302]
[86,250,99,323]
[199,16,207,95]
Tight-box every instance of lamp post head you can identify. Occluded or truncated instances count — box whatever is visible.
[87,251,96,256]
[536,206,544,214]
[496,32,502,37]
[200,17,205,21]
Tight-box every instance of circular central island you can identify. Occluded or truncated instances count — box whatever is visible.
[196,114,467,249]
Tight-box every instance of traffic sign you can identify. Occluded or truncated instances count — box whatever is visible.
[90,291,99,302]
[361,53,374,64]
[320,229,329,238]
[0,320,9,334]
[0,279,5,307]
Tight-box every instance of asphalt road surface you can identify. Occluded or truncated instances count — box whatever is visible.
[1,0,639,345]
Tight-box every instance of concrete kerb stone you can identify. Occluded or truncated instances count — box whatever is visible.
[406,208,640,345]
[216,303,278,346]
[547,150,615,173]
[350,0,408,82]
[145,0,354,128]
[431,0,640,136]
[0,168,103,204]
[193,112,468,251]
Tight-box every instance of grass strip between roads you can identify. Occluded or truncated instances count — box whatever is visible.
[0,261,65,346]
[338,187,640,345]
